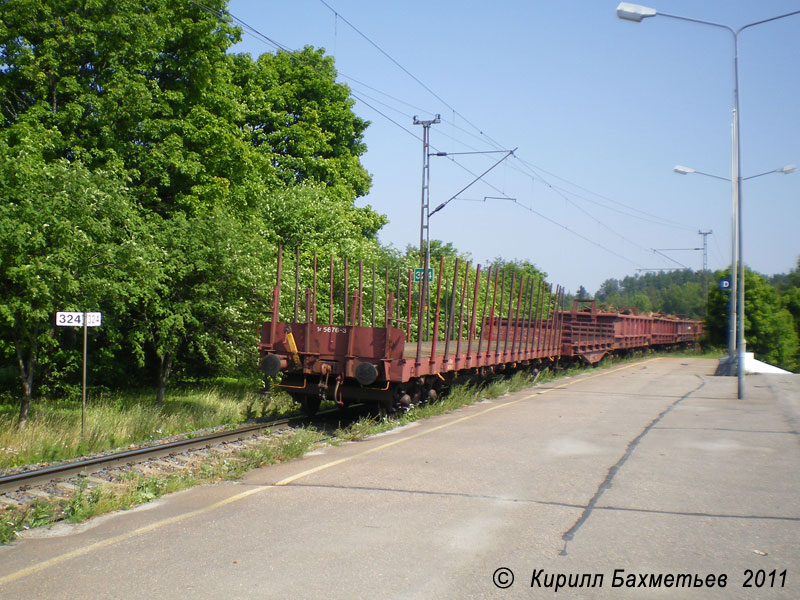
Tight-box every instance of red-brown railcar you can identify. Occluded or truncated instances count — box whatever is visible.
[259,249,703,414]
[259,248,564,414]
[560,300,703,365]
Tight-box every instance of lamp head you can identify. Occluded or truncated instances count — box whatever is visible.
[673,165,695,175]
[617,2,658,22]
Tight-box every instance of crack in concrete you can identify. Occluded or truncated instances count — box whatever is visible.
[558,375,707,556]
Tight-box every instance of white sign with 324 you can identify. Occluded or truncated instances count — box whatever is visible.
[56,312,102,327]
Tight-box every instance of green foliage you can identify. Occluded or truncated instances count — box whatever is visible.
[0,0,389,408]
[706,267,799,372]
[781,286,800,341]
[595,265,800,371]
[773,258,800,370]
[0,124,149,421]
[259,184,386,253]
[0,0,246,211]
[125,209,278,403]
[232,47,372,200]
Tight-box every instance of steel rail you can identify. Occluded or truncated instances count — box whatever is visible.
[0,409,340,492]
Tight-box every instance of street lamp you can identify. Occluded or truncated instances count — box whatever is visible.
[617,2,800,399]
[675,164,796,181]
[673,165,729,181]
[673,162,795,366]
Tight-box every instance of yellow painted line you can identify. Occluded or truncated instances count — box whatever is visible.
[0,358,658,586]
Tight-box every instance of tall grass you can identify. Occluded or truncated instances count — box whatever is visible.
[0,385,271,470]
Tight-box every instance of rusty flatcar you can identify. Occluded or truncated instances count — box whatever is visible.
[259,249,703,415]
[560,300,703,364]
[259,248,565,415]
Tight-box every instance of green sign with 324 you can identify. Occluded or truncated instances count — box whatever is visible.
[413,268,433,283]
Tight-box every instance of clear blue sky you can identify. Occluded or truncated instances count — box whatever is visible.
[226,0,799,294]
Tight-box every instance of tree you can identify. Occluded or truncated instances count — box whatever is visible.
[706,267,799,372]
[258,184,385,255]
[774,258,800,369]
[124,208,278,406]
[232,47,372,201]
[2,0,389,405]
[596,279,620,302]
[0,0,248,214]
[595,270,705,317]
[0,124,148,426]
[780,286,800,370]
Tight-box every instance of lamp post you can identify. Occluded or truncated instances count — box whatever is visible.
[673,163,795,366]
[617,2,800,399]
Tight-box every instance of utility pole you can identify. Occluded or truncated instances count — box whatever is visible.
[411,115,514,343]
[698,230,712,272]
[698,230,712,314]
[414,115,440,341]
[414,115,440,263]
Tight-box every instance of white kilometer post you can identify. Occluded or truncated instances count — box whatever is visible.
[56,311,103,438]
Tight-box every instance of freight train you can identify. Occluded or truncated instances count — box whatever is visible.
[259,248,703,415]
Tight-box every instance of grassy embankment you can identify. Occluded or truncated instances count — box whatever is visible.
[0,379,291,469]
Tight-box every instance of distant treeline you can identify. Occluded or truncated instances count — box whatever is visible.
[591,270,708,318]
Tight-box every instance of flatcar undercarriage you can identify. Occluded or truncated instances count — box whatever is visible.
[269,358,558,417]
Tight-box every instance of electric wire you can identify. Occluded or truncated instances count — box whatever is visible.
[311,0,710,246]
[192,1,683,274]
[348,92,420,141]
[712,235,729,269]
[223,4,656,269]
[516,156,697,232]
[651,249,690,270]
[190,0,293,53]
[523,168,698,231]
[196,0,698,236]
[343,89,672,262]
[504,199,643,268]
[523,168,672,257]
[315,0,507,152]
[346,76,437,118]
[204,0,695,244]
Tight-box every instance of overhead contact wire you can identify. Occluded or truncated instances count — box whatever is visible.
[193,1,664,271]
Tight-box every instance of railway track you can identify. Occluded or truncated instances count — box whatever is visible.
[0,407,351,509]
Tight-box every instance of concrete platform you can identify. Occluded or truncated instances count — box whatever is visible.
[0,358,798,599]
